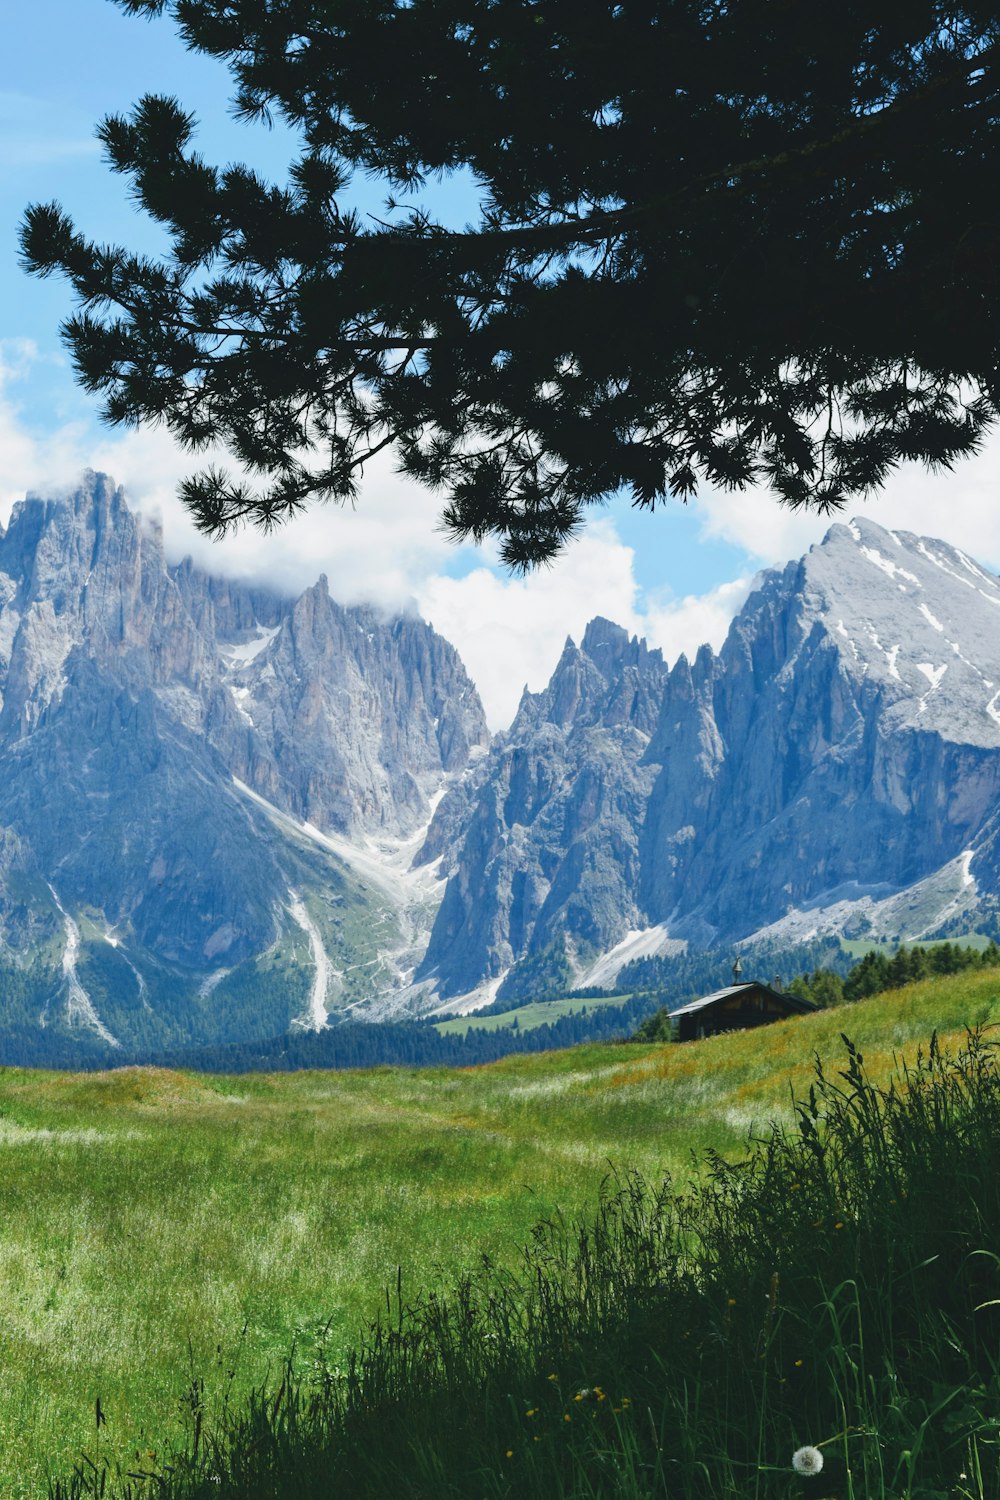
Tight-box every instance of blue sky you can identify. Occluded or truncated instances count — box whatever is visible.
[3,1,1000,727]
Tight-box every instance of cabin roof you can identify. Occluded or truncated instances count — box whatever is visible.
[668,981,817,1019]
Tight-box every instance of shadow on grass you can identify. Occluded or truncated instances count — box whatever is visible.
[54,1029,1000,1498]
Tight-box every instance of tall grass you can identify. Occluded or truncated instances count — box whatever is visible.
[55,1027,1000,1499]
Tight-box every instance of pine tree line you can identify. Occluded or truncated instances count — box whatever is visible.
[792,939,1000,1008]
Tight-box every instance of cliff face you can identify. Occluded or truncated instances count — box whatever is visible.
[0,474,489,1048]
[418,618,670,995]
[422,519,1000,996]
[640,520,1000,942]
[2,474,998,1038]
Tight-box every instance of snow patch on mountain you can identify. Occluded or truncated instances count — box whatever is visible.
[47,886,119,1046]
[287,889,334,1030]
[743,849,981,950]
[576,925,688,990]
[230,775,450,1014]
[859,544,919,586]
[219,624,281,667]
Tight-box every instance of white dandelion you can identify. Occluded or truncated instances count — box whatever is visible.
[792,1445,824,1476]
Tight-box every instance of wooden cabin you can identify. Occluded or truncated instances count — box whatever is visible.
[670,981,817,1043]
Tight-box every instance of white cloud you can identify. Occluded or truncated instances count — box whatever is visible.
[641,574,756,668]
[417,523,756,729]
[0,341,459,606]
[4,339,1000,731]
[689,432,1000,574]
[417,522,643,729]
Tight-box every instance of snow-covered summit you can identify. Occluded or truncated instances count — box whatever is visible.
[796,517,1000,744]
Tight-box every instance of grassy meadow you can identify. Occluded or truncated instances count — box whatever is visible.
[2,967,1000,1495]
[433,992,635,1034]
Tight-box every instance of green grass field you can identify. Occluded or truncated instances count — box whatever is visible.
[840,932,995,957]
[3,967,1000,1495]
[432,991,635,1033]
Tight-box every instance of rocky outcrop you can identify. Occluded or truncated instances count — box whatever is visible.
[417,618,670,995]
[640,520,1000,941]
[0,473,489,1047]
[423,519,1000,994]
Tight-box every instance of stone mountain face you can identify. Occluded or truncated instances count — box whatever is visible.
[0,473,488,1051]
[420,518,1000,998]
[2,475,998,1043]
[639,519,1000,943]
[416,617,671,996]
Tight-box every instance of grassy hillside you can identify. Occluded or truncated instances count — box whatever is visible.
[1,968,998,1495]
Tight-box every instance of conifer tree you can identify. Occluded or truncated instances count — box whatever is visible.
[19,2,1000,568]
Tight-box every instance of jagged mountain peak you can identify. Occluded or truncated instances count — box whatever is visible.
[580,615,634,660]
[0,475,494,1051]
[422,514,1000,1001]
[509,617,667,739]
[741,514,1000,746]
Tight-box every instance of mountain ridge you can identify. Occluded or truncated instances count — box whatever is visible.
[0,473,996,1052]
[418,515,1000,1000]
[0,472,488,1051]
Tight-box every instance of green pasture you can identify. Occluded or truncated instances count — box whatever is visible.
[2,966,999,1494]
[840,930,993,958]
[433,991,634,1033]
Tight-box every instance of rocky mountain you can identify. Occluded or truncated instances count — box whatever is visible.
[418,518,1000,999]
[416,618,670,998]
[1,474,998,1054]
[0,473,488,1055]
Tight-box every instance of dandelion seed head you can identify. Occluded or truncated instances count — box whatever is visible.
[792,1445,824,1476]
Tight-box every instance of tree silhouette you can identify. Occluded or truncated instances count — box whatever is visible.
[20,2,1000,569]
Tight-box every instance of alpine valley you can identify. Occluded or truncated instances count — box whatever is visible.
[1,471,999,1062]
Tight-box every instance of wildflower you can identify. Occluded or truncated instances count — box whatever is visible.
[547,1373,559,1382]
[505,1450,513,1459]
[564,1413,571,1423]
[525,1408,538,1418]
[834,1221,844,1230]
[727,1297,737,1306]
[792,1446,824,1476]
[621,1398,631,1408]
[794,1359,803,1367]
